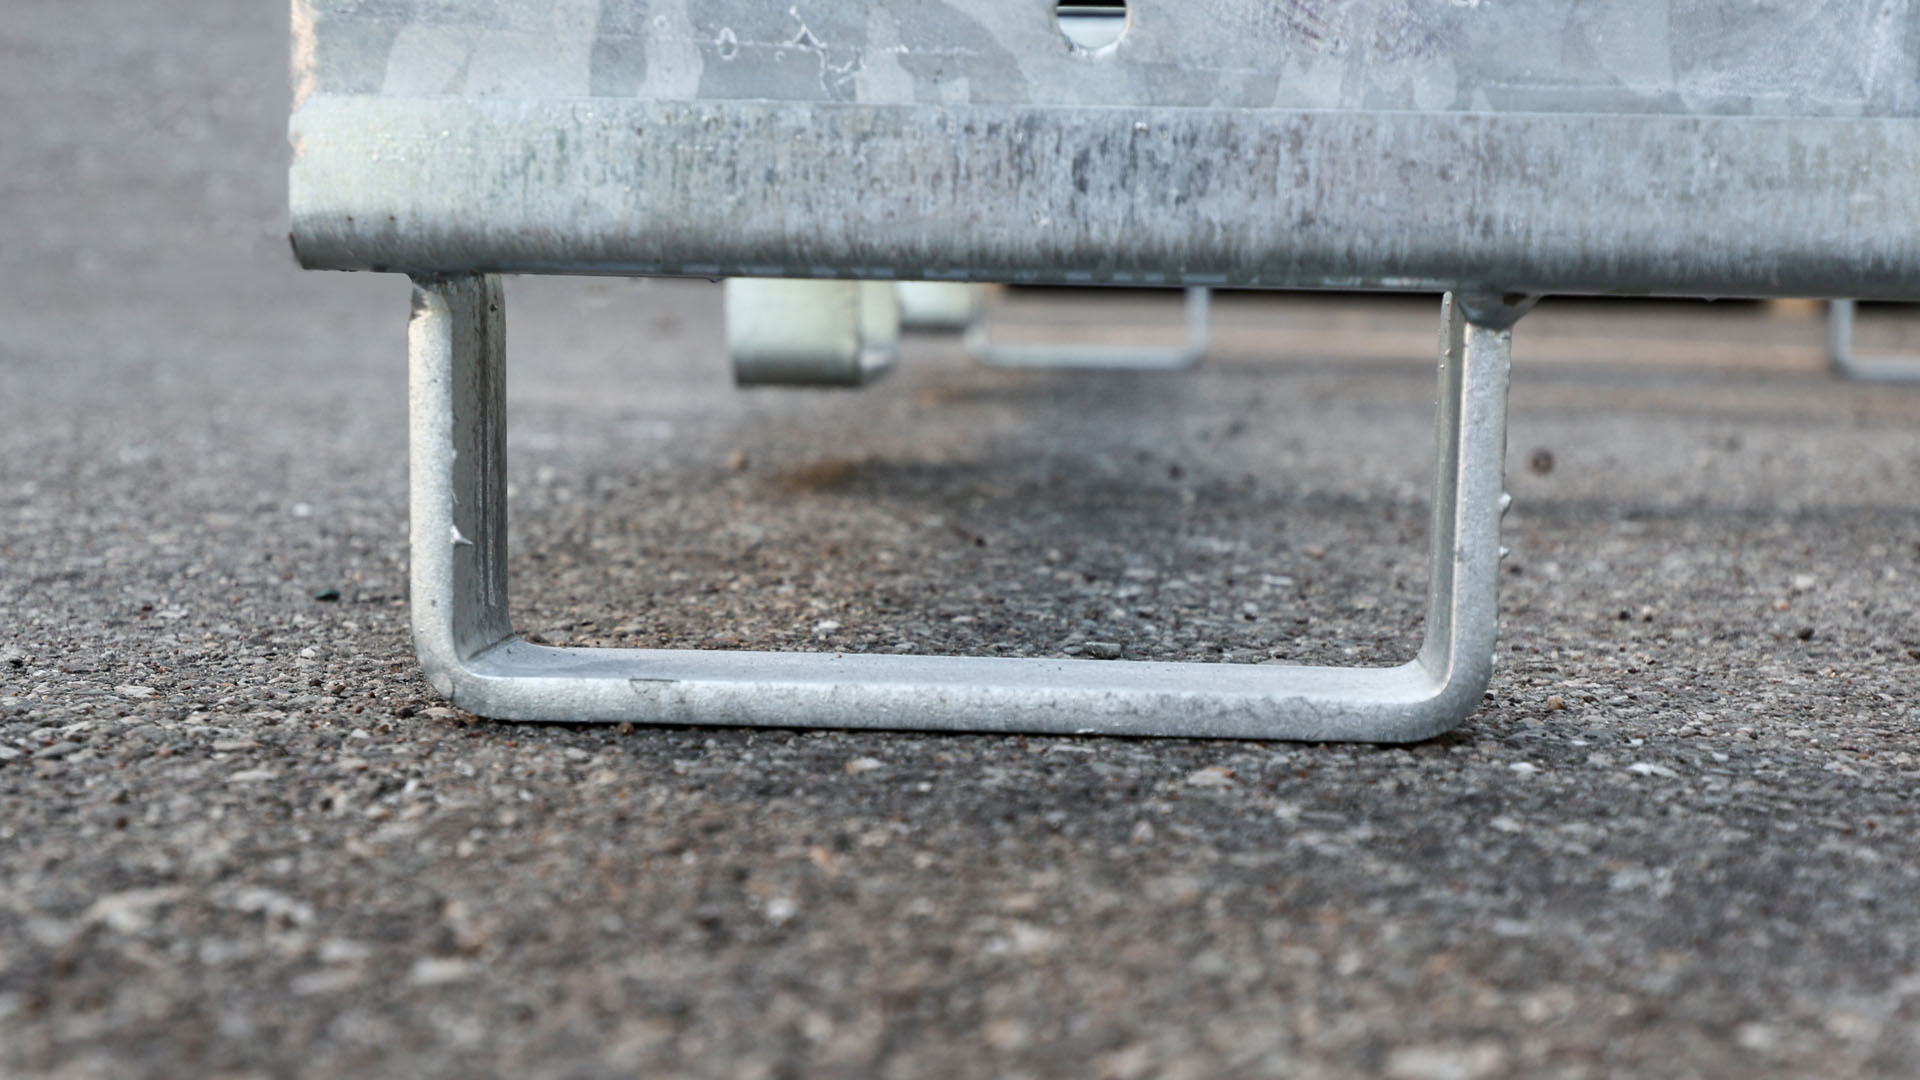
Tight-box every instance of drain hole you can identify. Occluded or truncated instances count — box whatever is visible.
[1057,0,1127,50]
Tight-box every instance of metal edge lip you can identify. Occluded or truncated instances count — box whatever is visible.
[292,99,1920,299]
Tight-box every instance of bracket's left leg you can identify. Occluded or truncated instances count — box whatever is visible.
[407,274,514,694]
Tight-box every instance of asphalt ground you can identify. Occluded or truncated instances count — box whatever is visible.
[4,3,1920,1078]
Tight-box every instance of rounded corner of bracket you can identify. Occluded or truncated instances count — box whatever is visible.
[1385,658,1494,744]
[410,630,486,702]
[422,667,457,700]
[414,649,497,719]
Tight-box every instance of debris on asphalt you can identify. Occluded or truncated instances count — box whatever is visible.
[1185,765,1235,787]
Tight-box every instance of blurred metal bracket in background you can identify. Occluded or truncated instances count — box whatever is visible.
[896,282,1208,371]
[1827,300,1920,382]
[727,278,899,387]
[967,286,1209,372]
[896,283,986,332]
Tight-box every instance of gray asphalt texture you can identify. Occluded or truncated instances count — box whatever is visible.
[6,4,1920,1078]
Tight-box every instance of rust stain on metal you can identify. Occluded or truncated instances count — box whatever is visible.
[1363,0,1449,61]
[1272,0,1338,52]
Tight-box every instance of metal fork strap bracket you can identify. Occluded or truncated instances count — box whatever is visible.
[409,277,1511,741]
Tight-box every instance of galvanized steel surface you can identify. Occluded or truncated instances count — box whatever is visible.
[289,1,1920,298]
[292,0,1920,116]
[291,100,1920,297]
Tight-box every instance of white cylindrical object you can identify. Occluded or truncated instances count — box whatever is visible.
[727,278,898,386]
[895,282,987,331]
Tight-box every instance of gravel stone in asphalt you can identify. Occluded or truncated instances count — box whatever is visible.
[4,4,1920,1078]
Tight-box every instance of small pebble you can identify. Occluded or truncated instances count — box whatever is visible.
[407,958,476,987]
[1186,766,1235,787]
[317,939,374,964]
[290,969,364,997]
[1083,641,1122,660]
